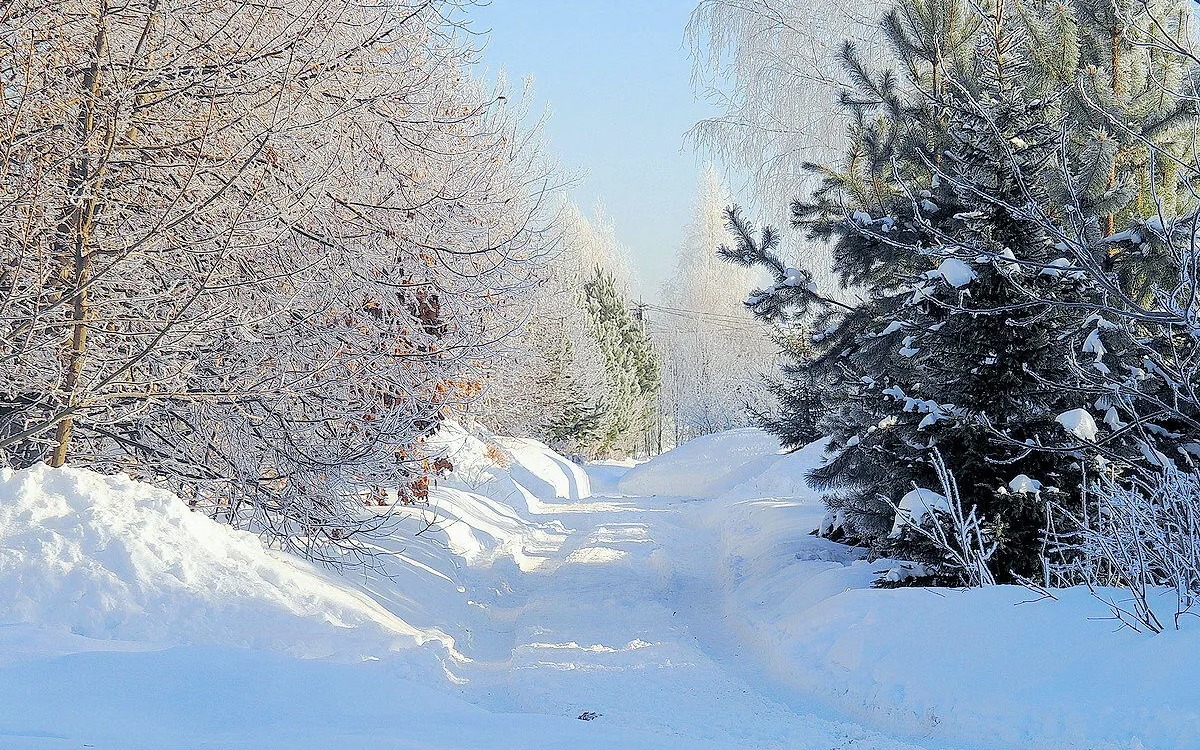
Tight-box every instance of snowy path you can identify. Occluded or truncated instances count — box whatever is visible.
[0,434,1190,749]
[0,482,953,750]
[443,480,944,750]
[0,451,974,748]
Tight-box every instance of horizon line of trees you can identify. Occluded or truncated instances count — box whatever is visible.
[472,170,783,462]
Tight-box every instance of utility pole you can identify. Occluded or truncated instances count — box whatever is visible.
[632,300,648,331]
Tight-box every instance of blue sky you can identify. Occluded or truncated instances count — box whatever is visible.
[469,1,715,296]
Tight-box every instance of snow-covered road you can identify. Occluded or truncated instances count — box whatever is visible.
[1,430,1189,749]
[443,475,939,750]
[0,461,942,750]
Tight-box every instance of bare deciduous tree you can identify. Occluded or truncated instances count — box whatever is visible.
[0,0,556,559]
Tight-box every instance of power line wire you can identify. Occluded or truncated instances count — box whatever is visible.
[645,307,763,333]
[643,302,763,326]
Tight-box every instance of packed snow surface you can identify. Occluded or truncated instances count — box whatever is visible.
[0,425,1196,749]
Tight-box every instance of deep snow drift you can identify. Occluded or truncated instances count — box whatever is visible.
[0,465,444,660]
[631,430,1200,750]
[0,424,1196,749]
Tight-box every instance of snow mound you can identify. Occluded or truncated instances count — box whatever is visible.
[717,438,829,503]
[888,487,950,537]
[430,420,591,509]
[0,465,449,658]
[1057,408,1099,441]
[1008,474,1042,494]
[698,438,1200,750]
[583,459,642,494]
[494,434,591,502]
[782,584,1200,750]
[931,257,976,287]
[618,428,784,498]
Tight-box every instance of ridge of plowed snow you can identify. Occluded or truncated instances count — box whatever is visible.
[424,486,567,571]
[0,465,450,659]
[429,420,591,511]
[718,438,829,503]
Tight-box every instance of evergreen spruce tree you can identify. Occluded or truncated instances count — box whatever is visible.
[497,205,646,457]
[751,327,825,449]
[724,0,1197,581]
[542,336,609,455]
[722,16,978,549]
[882,6,1101,577]
[580,268,660,457]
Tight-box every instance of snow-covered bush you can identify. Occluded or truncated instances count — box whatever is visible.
[884,451,998,587]
[1056,469,1200,632]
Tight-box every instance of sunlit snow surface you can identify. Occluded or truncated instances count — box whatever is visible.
[0,425,1195,749]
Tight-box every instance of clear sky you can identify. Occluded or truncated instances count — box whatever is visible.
[469,1,715,298]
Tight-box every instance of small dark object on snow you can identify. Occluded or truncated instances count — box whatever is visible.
[577,711,601,721]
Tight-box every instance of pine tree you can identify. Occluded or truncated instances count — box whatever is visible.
[721,32,963,549]
[475,204,630,453]
[1019,0,1198,298]
[753,328,825,449]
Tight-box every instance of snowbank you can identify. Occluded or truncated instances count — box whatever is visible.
[0,422,582,664]
[618,428,784,498]
[0,465,449,659]
[583,458,642,495]
[784,584,1200,750]
[422,485,566,572]
[717,438,828,503]
[615,428,827,506]
[698,436,1200,750]
[4,422,1193,750]
[430,420,591,510]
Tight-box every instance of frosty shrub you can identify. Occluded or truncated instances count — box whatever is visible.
[1064,470,1200,632]
[0,0,555,560]
[885,449,999,587]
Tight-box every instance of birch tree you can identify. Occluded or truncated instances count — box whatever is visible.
[656,167,775,444]
[687,0,890,291]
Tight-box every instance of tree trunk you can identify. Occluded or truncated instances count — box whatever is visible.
[51,8,109,467]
